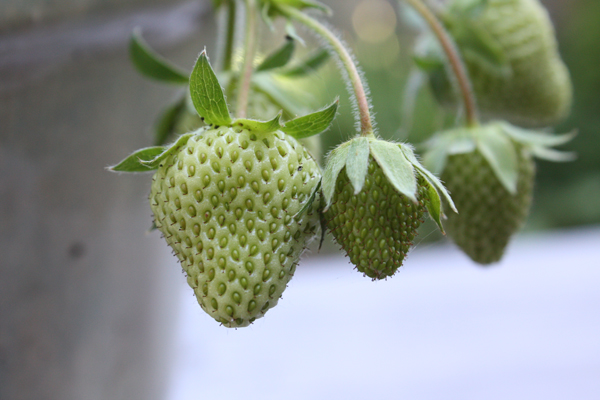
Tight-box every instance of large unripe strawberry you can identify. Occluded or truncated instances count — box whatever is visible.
[150,126,321,327]
[421,0,572,127]
[422,122,575,264]
[111,50,338,327]
[322,136,456,279]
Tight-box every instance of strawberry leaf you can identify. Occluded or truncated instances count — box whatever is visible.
[257,38,295,72]
[190,50,232,127]
[129,28,189,84]
[369,140,418,203]
[141,132,194,169]
[233,112,282,133]
[154,94,187,146]
[476,125,519,194]
[281,99,338,139]
[322,140,352,209]
[345,137,370,194]
[109,146,166,172]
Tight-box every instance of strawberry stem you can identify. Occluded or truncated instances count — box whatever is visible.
[216,0,237,73]
[278,5,375,137]
[236,0,258,119]
[403,0,479,127]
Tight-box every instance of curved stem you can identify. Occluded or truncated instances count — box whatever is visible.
[279,5,374,137]
[236,0,258,118]
[403,0,479,127]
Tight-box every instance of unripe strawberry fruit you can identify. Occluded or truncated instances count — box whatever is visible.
[442,147,535,264]
[150,126,321,327]
[426,0,572,127]
[325,158,427,279]
[321,137,455,279]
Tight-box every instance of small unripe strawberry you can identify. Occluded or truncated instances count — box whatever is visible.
[322,137,456,279]
[422,0,572,127]
[150,126,321,326]
[422,121,574,264]
[442,146,535,264]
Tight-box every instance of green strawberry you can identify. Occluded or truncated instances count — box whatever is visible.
[150,126,321,326]
[419,0,572,127]
[422,121,575,264]
[322,136,456,279]
[111,50,338,327]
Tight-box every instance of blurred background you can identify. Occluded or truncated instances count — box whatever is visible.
[1,0,599,399]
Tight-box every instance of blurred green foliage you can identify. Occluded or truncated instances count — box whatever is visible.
[315,0,600,233]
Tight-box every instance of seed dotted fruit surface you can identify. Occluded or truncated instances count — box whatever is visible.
[442,147,535,264]
[325,158,427,279]
[150,126,321,327]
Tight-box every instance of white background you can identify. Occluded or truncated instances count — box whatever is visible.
[165,227,600,400]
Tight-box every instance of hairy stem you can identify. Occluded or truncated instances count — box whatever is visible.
[403,0,479,127]
[279,5,374,137]
[236,0,257,118]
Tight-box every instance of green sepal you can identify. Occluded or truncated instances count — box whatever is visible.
[423,178,445,234]
[281,49,329,77]
[402,144,458,213]
[257,38,296,72]
[369,140,418,203]
[281,99,339,139]
[189,50,232,127]
[233,112,282,133]
[140,132,194,169]
[345,137,370,194]
[154,94,187,146]
[108,146,166,172]
[322,141,353,209]
[501,123,577,148]
[476,125,519,194]
[294,179,321,219]
[129,28,189,84]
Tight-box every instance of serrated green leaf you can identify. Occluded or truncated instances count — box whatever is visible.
[141,132,194,169]
[530,146,577,162]
[369,140,418,202]
[402,144,458,213]
[281,99,338,139]
[257,38,295,72]
[345,137,370,194]
[281,49,330,76]
[424,179,445,233]
[294,180,321,219]
[129,28,189,84]
[476,125,519,194]
[322,141,352,209]
[500,123,577,148]
[154,94,187,146]
[233,112,282,133]
[108,146,166,172]
[189,50,232,127]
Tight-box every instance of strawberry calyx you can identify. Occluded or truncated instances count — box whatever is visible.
[322,137,456,233]
[421,121,576,194]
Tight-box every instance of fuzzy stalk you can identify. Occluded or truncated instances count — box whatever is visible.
[403,0,479,127]
[236,0,258,118]
[278,5,374,137]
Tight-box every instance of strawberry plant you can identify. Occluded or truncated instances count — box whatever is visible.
[110,0,575,326]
